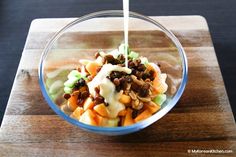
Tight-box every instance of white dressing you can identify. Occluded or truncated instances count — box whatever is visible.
[99,78,124,118]
[87,63,131,117]
[123,0,129,67]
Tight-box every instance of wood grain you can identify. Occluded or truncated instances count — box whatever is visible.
[0,16,235,157]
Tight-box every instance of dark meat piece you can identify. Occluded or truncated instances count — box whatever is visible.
[110,71,125,80]
[63,93,71,100]
[81,91,89,99]
[117,54,125,63]
[133,59,141,66]
[77,99,84,106]
[113,78,120,86]
[94,95,104,105]
[76,78,86,87]
[135,71,143,79]
[105,55,120,65]
[124,75,132,83]
[132,109,139,119]
[128,60,135,68]
[142,72,150,80]
[137,64,146,71]
[94,86,100,94]
[138,83,150,97]
[77,67,81,72]
[119,77,127,90]
[131,82,140,92]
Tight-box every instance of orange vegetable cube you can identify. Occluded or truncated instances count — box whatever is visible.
[85,62,100,76]
[134,109,152,123]
[144,102,161,114]
[153,74,168,94]
[120,116,125,126]
[153,81,167,94]
[70,107,84,120]
[94,114,104,126]
[67,95,78,111]
[123,108,134,126]
[79,109,97,126]
[83,97,95,111]
[118,109,127,116]
[94,103,109,117]
[119,94,131,105]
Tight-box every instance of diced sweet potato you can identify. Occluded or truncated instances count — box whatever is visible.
[70,107,84,120]
[85,62,100,76]
[94,114,104,126]
[134,109,152,123]
[67,95,78,111]
[118,109,127,116]
[94,103,109,117]
[79,109,97,126]
[83,97,95,111]
[120,116,125,126]
[144,101,161,114]
[123,108,134,126]
[153,77,168,94]
[119,94,131,105]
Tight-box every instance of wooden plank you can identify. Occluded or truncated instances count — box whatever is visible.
[0,16,235,156]
[0,141,234,157]
[1,115,236,142]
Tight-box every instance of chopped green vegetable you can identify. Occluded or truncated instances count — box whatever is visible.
[64,76,79,88]
[129,51,139,59]
[50,94,56,100]
[68,70,83,79]
[153,94,167,106]
[45,78,54,89]
[140,57,149,65]
[64,86,72,94]
[106,118,119,127]
[50,88,64,101]
[64,70,87,90]
[49,80,64,94]
[118,43,130,55]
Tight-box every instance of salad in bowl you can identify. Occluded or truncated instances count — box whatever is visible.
[39,10,187,135]
[61,44,168,127]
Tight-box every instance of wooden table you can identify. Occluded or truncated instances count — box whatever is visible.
[0,16,235,156]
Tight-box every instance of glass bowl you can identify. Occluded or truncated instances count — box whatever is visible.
[38,10,188,135]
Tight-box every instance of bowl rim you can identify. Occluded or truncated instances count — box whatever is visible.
[38,10,188,134]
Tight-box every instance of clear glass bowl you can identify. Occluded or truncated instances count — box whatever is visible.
[39,10,188,135]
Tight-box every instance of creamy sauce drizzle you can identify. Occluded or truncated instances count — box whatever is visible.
[123,0,129,68]
[87,64,131,118]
